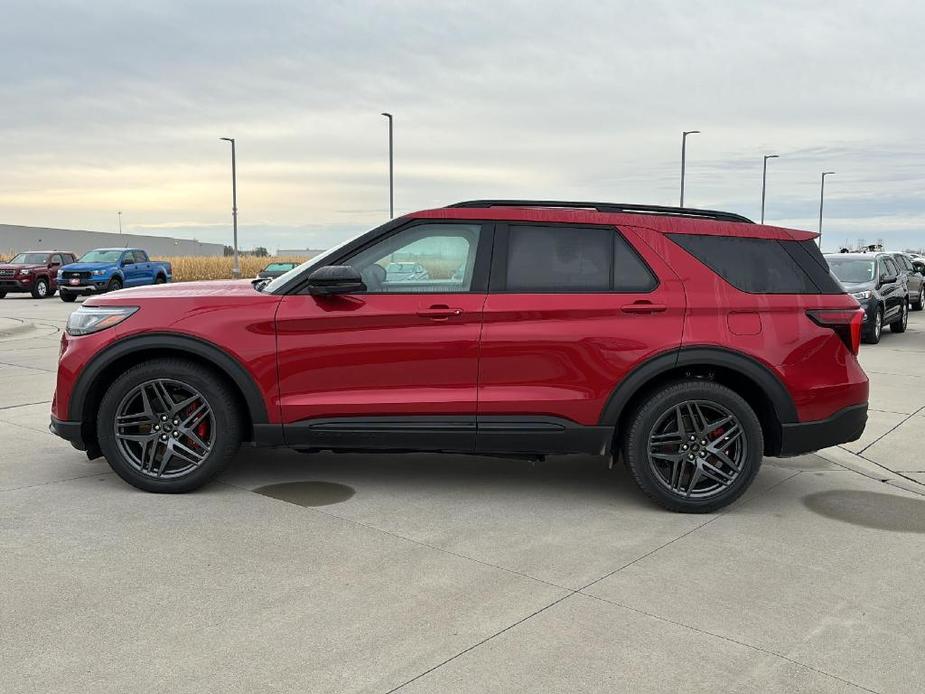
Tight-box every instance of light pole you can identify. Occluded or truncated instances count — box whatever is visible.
[117,211,123,239]
[760,154,779,224]
[381,112,393,218]
[219,137,240,278]
[680,130,700,207]
[818,171,835,249]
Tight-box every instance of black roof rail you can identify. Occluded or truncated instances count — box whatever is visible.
[446,200,754,224]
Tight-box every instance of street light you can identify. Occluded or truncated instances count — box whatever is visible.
[680,130,700,207]
[117,211,123,239]
[381,113,393,218]
[219,137,240,278]
[818,171,836,249]
[760,154,779,224]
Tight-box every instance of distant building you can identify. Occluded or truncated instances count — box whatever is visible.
[0,223,224,257]
[276,248,326,259]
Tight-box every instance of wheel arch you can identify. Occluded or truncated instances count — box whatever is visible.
[600,347,797,457]
[70,333,270,450]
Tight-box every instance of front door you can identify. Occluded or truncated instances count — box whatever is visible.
[275,221,492,451]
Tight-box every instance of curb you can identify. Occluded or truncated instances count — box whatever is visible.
[0,318,35,339]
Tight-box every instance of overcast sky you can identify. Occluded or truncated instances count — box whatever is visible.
[1,0,923,252]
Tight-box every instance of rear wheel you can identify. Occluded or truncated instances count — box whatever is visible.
[97,358,242,493]
[31,277,50,299]
[622,381,763,513]
[154,275,166,284]
[890,301,908,333]
[912,287,924,311]
[60,291,76,303]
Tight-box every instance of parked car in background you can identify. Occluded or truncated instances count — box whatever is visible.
[0,251,76,299]
[826,252,908,343]
[58,248,172,303]
[888,252,925,310]
[386,262,429,282]
[51,199,868,513]
[256,262,297,280]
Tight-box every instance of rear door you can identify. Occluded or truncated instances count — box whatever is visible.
[476,223,685,452]
[275,221,492,450]
[880,256,904,321]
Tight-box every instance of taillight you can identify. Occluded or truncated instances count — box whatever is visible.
[806,309,864,355]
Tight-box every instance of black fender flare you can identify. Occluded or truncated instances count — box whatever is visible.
[598,346,798,427]
[69,332,269,425]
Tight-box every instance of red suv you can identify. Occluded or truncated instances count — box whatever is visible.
[50,201,868,512]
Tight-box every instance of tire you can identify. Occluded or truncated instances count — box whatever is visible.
[863,307,882,344]
[912,288,924,311]
[0,291,6,299]
[107,277,123,292]
[97,358,242,493]
[60,291,76,303]
[31,277,50,299]
[890,300,908,333]
[622,380,764,513]
[154,275,166,284]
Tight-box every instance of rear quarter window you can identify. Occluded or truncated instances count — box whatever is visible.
[668,234,843,295]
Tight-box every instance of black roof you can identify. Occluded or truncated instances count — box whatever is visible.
[446,200,753,224]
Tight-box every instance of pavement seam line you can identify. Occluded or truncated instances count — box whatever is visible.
[0,400,52,411]
[0,360,56,373]
[578,470,803,593]
[384,593,575,693]
[855,403,925,455]
[577,592,882,694]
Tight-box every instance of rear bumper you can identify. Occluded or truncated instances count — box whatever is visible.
[777,403,868,456]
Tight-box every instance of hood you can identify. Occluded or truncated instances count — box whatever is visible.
[838,280,875,293]
[60,262,116,272]
[0,263,46,271]
[87,279,263,303]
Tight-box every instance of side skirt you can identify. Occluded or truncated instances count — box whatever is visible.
[280,415,613,457]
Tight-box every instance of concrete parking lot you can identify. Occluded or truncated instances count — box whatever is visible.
[2,294,924,694]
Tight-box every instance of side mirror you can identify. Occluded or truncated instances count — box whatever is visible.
[306,265,366,296]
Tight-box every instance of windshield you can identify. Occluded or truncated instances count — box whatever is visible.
[827,257,876,283]
[263,263,296,272]
[8,253,49,264]
[79,250,124,263]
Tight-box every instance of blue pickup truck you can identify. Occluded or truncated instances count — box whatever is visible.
[58,248,172,302]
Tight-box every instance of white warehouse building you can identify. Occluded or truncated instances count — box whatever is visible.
[0,224,224,257]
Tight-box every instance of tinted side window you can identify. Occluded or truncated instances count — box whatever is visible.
[897,255,913,271]
[882,257,899,278]
[133,250,149,263]
[50,254,61,265]
[502,225,655,293]
[668,234,831,294]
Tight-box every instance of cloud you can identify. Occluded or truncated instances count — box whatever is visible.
[0,0,923,253]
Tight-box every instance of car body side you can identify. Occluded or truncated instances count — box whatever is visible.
[51,208,868,463]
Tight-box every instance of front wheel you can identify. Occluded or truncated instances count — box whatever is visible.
[97,358,242,492]
[31,277,50,299]
[60,291,76,303]
[863,307,882,344]
[106,277,123,292]
[622,381,763,513]
[0,291,6,299]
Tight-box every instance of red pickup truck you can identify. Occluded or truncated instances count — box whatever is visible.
[0,251,77,299]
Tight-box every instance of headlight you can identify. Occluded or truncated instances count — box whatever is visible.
[92,269,106,276]
[57,270,63,278]
[851,290,871,301]
[21,269,31,275]
[66,306,138,336]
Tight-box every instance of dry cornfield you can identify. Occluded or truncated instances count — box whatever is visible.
[151,256,308,282]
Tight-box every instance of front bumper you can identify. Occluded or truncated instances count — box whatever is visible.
[0,279,32,292]
[59,280,108,294]
[50,415,101,458]
[777,403,868,456]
